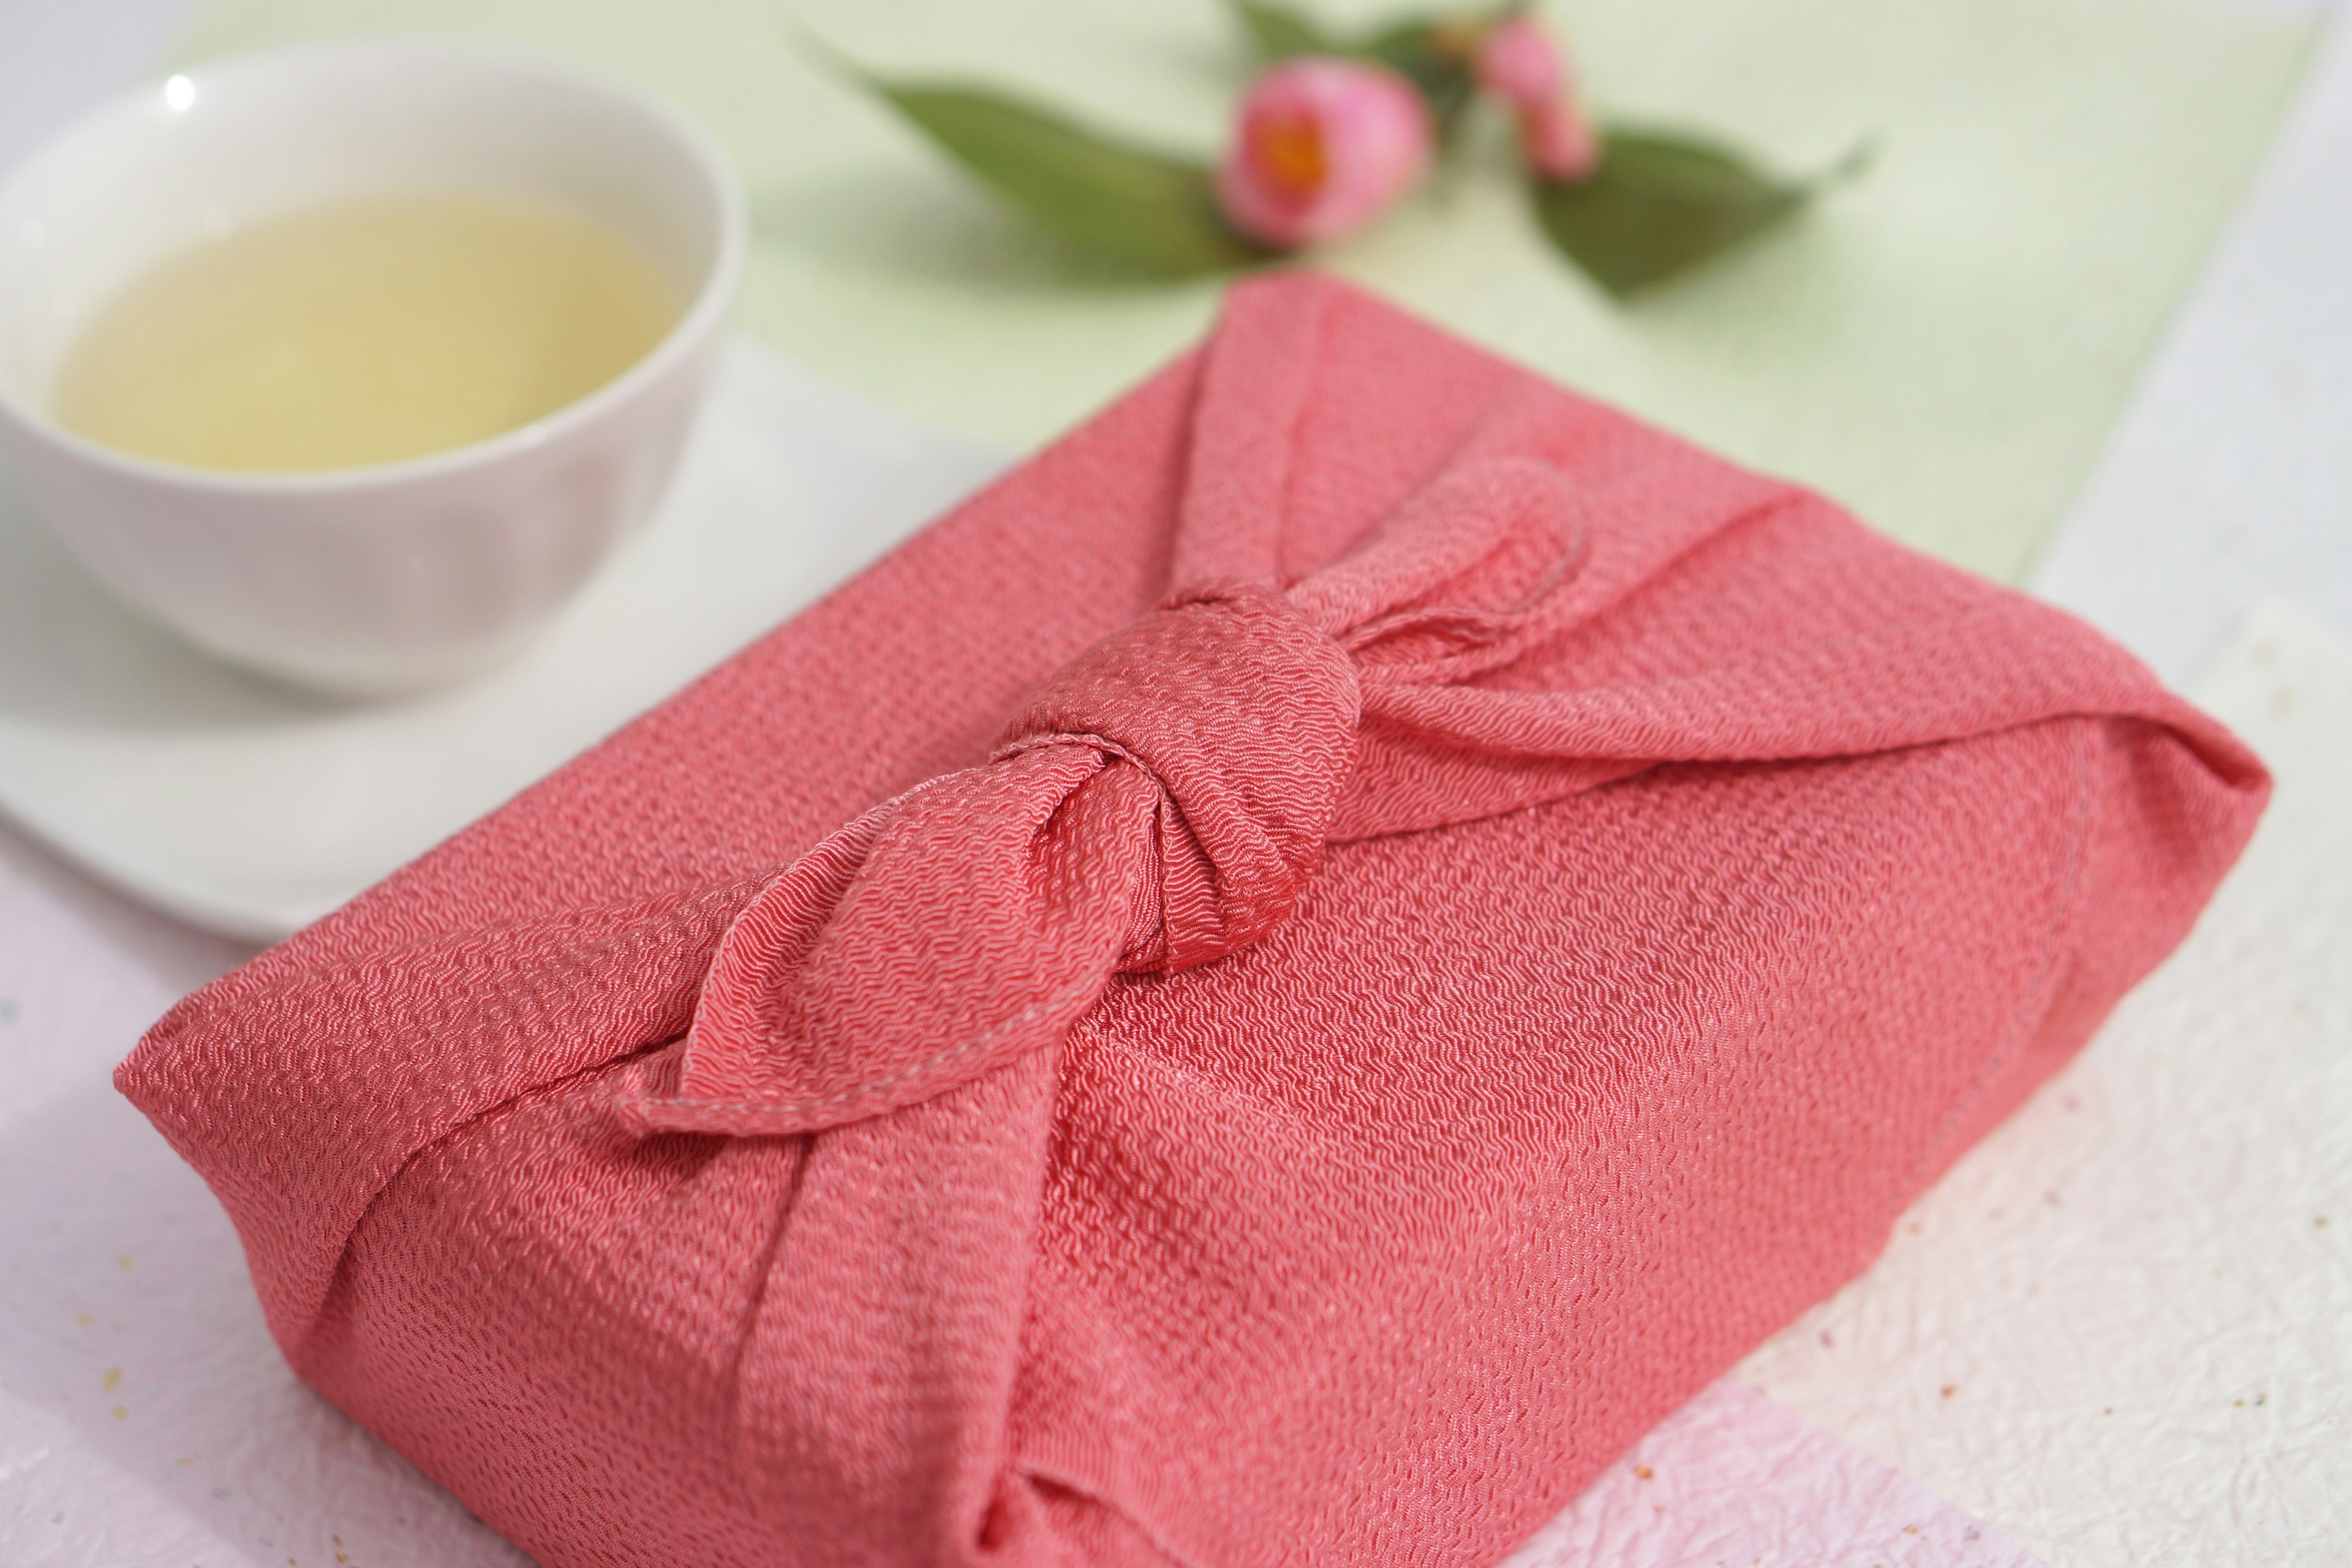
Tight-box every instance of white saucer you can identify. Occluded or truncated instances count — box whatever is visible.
[0,339,1005,940]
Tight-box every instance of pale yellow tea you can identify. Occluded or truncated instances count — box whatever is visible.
[53,193,679,473]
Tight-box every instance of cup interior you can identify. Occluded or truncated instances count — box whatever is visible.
[0,40,733,432]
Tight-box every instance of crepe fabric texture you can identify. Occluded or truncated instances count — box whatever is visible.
[119,274,2266,1568]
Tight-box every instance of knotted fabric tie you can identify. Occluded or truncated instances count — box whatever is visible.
[627,458,1588,1137]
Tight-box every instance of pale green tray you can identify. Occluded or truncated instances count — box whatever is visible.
[176,0,2314,583]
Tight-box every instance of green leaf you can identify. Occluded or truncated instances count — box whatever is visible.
[1530,130,1865,298]
[1224,0,1340,59]
[862,80,1268,276]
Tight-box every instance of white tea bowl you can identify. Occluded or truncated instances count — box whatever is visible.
[0,41,745,696]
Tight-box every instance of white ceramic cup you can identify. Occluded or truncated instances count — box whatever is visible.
[0,41,745,696]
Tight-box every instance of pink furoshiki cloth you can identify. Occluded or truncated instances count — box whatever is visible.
[121,274,2264,1567]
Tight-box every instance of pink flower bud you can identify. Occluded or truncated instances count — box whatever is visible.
[1473,14,1564,111]
[1215,58,1433,251]
[1474,15,1602,184]
[1520,95,1601,183]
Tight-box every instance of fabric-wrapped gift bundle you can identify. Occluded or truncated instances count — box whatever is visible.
[121,274,2265,1567]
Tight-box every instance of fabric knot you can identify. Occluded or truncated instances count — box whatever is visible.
[993,581,1360,973]
[622,454,1591,1139]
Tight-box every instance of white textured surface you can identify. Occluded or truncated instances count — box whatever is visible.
[0,823,533,1568]
[1504,1381,2043,1568]
[1739,600,2352,1566]
[2034,16,2352,682]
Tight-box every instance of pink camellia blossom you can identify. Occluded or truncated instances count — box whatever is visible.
[1215,58,1433,250]
[1474,14,1602,183]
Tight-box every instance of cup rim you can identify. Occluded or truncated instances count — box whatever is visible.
[0,37,747,497]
